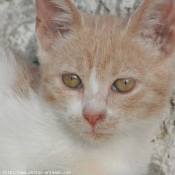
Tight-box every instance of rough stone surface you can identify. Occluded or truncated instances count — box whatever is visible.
[0,1,175,175]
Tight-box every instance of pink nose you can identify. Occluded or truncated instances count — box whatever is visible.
[84,114,103,127]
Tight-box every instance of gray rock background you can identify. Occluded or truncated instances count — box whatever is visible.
[0,0,175,175]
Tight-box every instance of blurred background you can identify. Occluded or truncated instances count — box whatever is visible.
[0,0,175,175]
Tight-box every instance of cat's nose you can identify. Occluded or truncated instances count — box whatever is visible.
[84,114,103,127]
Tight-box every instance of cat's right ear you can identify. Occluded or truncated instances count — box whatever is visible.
[35,0,82,50]
[126,0,175,56]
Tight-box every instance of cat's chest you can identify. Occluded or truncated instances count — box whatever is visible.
[66,145,132,175]
[60,139,150,175]
[69,154,113,175]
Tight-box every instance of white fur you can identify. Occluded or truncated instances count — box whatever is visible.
[0,48,159,175]
[89,67,99,95]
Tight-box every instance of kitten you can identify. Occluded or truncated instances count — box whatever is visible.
[0,0,175,175]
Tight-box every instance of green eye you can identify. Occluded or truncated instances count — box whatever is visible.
[112,78,135,93]
[62,74,82,89]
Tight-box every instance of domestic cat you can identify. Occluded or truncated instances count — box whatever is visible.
[0,0,175,174]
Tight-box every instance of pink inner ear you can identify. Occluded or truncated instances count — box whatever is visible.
[128,0,175,56]
[36,0,57,23]
[159,25,175,55]
[36,17,55,49]
[35,0,82,50]
[35,0,60,33]
[35,0,62,49]
[159,1,175,55]
[166,1,175,25]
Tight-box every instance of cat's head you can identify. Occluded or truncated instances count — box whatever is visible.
[35,0,175,143]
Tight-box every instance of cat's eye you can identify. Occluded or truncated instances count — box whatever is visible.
[112,78,135,93]
[62,74,82,89]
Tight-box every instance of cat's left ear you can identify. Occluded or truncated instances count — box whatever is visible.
[35,0,82,50]
[126,0,175,56]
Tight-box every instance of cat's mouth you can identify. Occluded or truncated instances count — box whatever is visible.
[83,130,113,140]
[68,116,117,140]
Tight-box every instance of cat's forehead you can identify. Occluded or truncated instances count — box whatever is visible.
[57,17,128,67]
[50,14,148,79]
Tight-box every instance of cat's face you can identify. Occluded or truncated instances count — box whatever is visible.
[36,0,175,142]
[39,15,174,142]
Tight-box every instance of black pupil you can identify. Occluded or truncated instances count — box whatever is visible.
[71,75,77,80]
[124,79,129,85]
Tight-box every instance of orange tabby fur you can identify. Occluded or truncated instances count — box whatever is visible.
[1,0,175,174]
[39,13,175,120]
[11,56,40,97]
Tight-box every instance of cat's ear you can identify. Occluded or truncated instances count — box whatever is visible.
[35,0,82,49]
[126,0,175,56]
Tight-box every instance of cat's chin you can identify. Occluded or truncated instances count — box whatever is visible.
[81,131,114,142]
